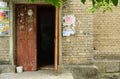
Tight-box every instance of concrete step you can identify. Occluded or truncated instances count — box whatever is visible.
[0,70,74,79]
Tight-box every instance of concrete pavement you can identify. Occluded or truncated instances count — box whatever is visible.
[0,70,74,79]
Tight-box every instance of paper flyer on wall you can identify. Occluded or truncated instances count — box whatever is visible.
[62,15,76,36]
[0,7,9,36]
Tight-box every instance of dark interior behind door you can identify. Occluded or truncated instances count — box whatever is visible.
[37,5,55,68]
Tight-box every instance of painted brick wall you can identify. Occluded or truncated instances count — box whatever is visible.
[1,0,120,66]
[62,0,94,64]
[0,37,10,64]
[93,1,120,60]
[62,0,120,64]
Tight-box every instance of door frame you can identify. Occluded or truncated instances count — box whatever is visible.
[55,7,59,74]
[14,3,59,73]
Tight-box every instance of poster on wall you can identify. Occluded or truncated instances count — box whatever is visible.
[62,15,76,36]
[0,6,9,36]
[0,10,4,21]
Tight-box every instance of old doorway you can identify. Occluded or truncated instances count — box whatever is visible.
[37,5,55,69]
[15,4,57,71]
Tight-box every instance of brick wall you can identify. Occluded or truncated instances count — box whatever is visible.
[62,0,93,64]
[62,0,120,64]
[93,1,120,60]
[0,37,10,64]
[61,1,120,78]
[0,0,120,66]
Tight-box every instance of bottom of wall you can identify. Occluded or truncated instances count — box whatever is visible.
[0,65,16,74]
[58,64,98,79]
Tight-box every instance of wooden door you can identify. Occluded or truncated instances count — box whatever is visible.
[16,4,36,71]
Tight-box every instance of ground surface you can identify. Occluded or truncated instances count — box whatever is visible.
[0,70,74,79]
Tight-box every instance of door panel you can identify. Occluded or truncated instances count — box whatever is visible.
[16,4,36,71]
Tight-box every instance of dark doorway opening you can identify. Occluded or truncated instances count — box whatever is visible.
[37,5,55,69]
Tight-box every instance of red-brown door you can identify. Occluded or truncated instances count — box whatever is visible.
[16,4,36,71]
